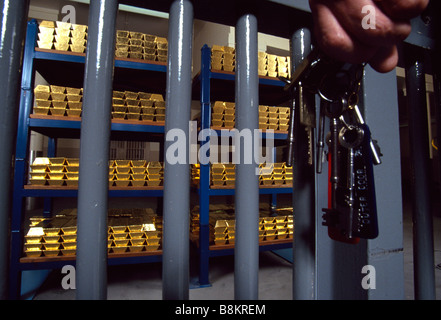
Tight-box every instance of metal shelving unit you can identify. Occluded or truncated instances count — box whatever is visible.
[9,19,167,298]
[191,44,293,286]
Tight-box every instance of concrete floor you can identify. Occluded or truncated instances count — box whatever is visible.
[30,203,441,300]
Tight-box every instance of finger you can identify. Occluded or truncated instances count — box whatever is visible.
[374,0,430,20]
[368,45,399,73]
[324,0,412,47]
[311,2,378,64]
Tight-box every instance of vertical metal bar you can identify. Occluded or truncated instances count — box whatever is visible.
[76,0,118,300]
[234,13,259,300]
[162,0,193,300]
[9,19,37,300]
[290,28,315,300]
[404,44,436,300]
[0,0,30,300]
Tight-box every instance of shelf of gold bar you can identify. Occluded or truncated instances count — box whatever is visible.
[109,160,163,187]
[210,101,290,132]
[22,208,163,259]
[32,84,166,124]
[33,84,83,118]
[258,51,291,79]
[211,45,235,72]
[115,30,168,62]
[28,157,164,188]
[29,157,79,187]
[206,162,292,188]
[37,20,88,53]
[190,205,293,246]
[111,91,165,123]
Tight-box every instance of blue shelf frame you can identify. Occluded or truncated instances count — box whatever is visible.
[9,20,167,298]
[193,44,293,287]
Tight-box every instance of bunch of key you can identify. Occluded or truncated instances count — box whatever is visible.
[287,49,382,242]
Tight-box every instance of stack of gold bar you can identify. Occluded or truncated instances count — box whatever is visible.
[211,45,235,72]
[69,23,88,53]
[24,208,77,257]
[23,208,162,257]
[258,162,292,186]
[259,214,293,241]
[108,208,162,253]
[29,157,79,186]
[200,204,294,245]
[33,84,83,117]
[109,160,163,187]
[211,101,235,128]
[258,52,291,78]
[37,21,88,53]
[115,30,168,62]
[112,91,165,122]
[191,163,200,186]
[210,214,236,245]
[258,106,290,131]
[211,101,289,131]
[190,206,200,233]
[210,163,225,186]
[37,20,55,49]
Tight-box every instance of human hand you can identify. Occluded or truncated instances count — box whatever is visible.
[308,0,429,72]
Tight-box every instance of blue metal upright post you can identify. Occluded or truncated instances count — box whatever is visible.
[76,0,118,300]
[162,0,194,300]
[234,12,260,300]
[197,44,212,287]
[0,0,30,300]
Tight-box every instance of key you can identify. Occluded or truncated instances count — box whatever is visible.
[326,122,379,240]
[348,101,382,165]
[316,99,326,173]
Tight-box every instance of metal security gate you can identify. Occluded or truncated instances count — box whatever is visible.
[0,0,437,300]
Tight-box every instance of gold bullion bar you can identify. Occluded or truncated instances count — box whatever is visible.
[150,93,164,101]
[35,91,51,101]
[72,23,88,32]
[223,65,235,72]
[66,94,81,102]
[155,114,165,122]
[37,41,53,49]
[116,30,129,38]
[144,34,156,42]
[68,102,82,110]
[35,99,51,107]
[35,85,50,93]
[129,52,143,59]
[212,101,225,114]
[154,100,165,108]
[125,91,138,100]
[129,45,143,52]
[112,112,126,119]
[141,107,154,115]
[70,44,85,53]
[130,31,143,40]
[138,92,152,100]
[50,107,66,116]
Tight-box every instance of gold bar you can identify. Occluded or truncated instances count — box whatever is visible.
[129,31,143,39]
[30,179,47,186]
[155,114,165,122]
[129,52,143,59]
[68,102,82,110]
[141,114,154,121]
[116,30,129,38]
